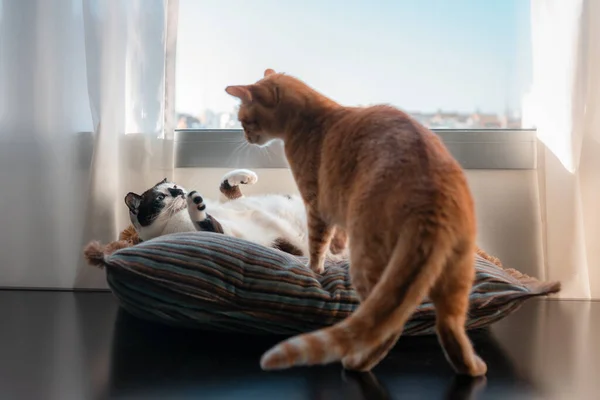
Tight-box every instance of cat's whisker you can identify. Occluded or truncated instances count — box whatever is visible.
[231,140,251,167]
[229,137,248,164]
[259,144,273,165]
[230,141,243,158]
[165,198,184,217]
[265,145,275,164]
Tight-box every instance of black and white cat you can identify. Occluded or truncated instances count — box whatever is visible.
[124,169,347,259]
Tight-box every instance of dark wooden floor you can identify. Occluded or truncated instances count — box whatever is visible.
[0,292,597,399]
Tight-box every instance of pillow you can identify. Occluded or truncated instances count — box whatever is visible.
[85,232,560,336]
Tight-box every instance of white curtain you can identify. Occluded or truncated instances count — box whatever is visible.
[532,0,600,298]
[0,0,177,289]
[76,0,178,288]
[0,0,93,288]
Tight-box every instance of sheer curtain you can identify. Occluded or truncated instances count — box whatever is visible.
[77,0,178,288]
[0,0,178,289]
[532,0,600,298]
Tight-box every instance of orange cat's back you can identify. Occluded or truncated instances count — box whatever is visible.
[312,104,474,240]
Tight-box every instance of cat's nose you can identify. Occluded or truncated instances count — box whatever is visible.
[168,187,184,197]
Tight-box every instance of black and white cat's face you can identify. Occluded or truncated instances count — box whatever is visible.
[125,178,187,232]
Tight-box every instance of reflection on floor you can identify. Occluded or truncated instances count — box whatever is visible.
[0,292,597,399]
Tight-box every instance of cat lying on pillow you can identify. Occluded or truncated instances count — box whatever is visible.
[124,169,347,259]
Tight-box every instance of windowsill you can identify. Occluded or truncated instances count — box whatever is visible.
[174,129,537,170]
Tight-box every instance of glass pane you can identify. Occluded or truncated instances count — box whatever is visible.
[176,0,532,130]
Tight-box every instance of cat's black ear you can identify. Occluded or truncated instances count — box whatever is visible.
[125,193,142,214]
[154,178,168,187]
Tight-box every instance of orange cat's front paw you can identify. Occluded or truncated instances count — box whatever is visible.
[308,259,325,274]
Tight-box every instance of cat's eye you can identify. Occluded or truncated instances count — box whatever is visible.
[156,194,165,201]
[242,120,257,131]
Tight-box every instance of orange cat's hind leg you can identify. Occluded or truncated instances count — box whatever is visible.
[340,242,431,372]
[340,245,399,371]
[430,246,487,377]
[329,227,348,255]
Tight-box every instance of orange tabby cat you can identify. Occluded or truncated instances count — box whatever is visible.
[225,69,487,376]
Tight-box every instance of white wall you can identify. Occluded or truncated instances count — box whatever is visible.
[467,170,544,279]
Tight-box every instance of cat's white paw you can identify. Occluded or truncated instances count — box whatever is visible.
[223,169,258,187]
[186,190,207,221]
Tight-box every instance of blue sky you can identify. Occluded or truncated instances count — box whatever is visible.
[176,0,531,115]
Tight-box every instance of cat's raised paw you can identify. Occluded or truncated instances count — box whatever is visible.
[187,191,206,211]
[224,169,258,187]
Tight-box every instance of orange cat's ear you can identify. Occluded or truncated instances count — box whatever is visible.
[250,84,278,108]
[225,85,252,103]
[264,68,276,77]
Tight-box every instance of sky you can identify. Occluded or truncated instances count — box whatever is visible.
[176,0,532,115]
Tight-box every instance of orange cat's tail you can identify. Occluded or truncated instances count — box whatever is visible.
[260,226,452,371]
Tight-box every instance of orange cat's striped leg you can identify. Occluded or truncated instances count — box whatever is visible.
[329,227,348,255]
[430,246,487,377]
[341,245,402,371]
[339,232,445,372]
[306,207,334,274]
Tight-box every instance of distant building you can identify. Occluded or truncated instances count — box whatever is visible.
[468,111,522,129]
[468,112,503,128]
[176,113,202,129]
[409,112,436,127]
[430,111,470,129]
[199,109,219,128]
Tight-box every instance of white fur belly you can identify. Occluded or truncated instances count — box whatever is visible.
[210,195,309,253]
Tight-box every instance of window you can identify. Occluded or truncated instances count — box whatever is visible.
[175,0,532,130]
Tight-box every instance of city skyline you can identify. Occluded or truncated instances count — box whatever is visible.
[176,105,523,131]
[176,0,532,116]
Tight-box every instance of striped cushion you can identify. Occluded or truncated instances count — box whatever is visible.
[102,232,560,335]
